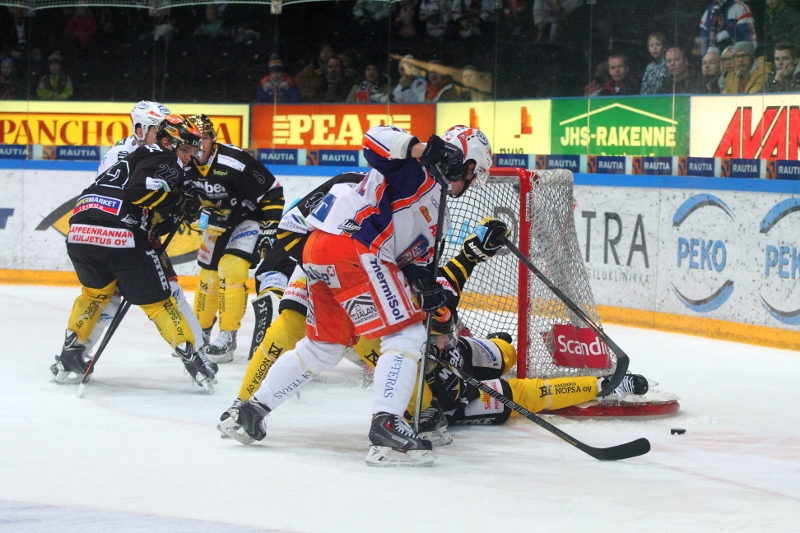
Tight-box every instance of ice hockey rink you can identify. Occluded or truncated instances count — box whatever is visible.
[1,283,798,533]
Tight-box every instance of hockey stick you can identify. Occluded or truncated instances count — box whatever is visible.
[77,219,184,398]
[425,348,650,461]
[501,237,630,397]
[414,178,450,433]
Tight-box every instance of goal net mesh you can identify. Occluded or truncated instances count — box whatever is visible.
[441,167,617,379]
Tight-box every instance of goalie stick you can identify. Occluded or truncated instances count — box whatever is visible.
[77,220,184,398]
[501,237,630,397]
[425,347,650,461]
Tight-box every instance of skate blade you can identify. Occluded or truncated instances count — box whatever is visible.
[52,370,86,385]
[419,427,453,447]
[218,417,257,445]
[206,350,234,364]
[366,446,435,467]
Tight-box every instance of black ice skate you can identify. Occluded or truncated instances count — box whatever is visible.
[417,398,453,447]
[205,330,237,364]
[598,373,649,401]
[366,412,434,467]
[218,398,270,445]
[216,398,242,438]
[51,330,91,384]
[176,342,218,393]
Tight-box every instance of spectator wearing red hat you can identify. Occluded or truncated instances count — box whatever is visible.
[37,52,73,100]
[256,54,300,104]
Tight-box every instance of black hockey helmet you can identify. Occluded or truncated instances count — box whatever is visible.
[157,114,203,151]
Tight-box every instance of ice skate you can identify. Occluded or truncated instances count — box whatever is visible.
[219,398,270,444]
[366,412,434,466]
[417,398,453,447]
[51,331,91,384]
[597,373,649,401]
[216,398,242,438]
[205,330,236,364]
[176,342,218,393]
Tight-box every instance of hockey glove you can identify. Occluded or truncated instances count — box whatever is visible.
[258,220,278,258]
[403,264,447,312]
[462,217,511,263]
[177,191,202,221]
[419,134,464,186]
[199,208,230,237]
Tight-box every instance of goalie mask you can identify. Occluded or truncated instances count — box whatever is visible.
[442,125,493,193]
[131,101,171,143]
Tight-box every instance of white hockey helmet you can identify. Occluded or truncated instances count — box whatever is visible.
[442,125,493,188]
[131,100,171,142]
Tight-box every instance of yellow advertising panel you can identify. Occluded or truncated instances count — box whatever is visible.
[0,102,249,147]
[690,94,800,160]
[435,100,551,155]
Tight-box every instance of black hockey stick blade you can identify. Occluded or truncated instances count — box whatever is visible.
[501,237,629,397]
[248,293,274,360]
[426,348,650,461]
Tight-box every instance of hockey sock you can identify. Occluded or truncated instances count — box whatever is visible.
[371,352,419,416]
[507,375,598,413]
[141,297,197,349]
[82,291,121,353]
[170,280,204,348]
[67,280,117,345]
[238,308,306,401]
[194,268,220,329]
[218,254,250,331]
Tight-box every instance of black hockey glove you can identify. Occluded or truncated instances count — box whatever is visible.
[462,217,511,263]
[403,264,447,312]
[177,191,202,221]
[258,220,278,258]
[419,135,464,186]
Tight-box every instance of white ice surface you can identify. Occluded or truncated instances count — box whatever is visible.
[1,284,799,532]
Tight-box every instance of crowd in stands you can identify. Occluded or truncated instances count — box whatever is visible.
[2,0,800,102]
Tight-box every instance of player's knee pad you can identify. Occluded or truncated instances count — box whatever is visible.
[353,337,381,368]
[295,337,346,376]
[379,322,427,362]
[141,297,196,349]
[194,268,220,328]
[68,280,117,344]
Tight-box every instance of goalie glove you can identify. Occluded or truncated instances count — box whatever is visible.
[419,134,464,186]
[403,264,447,312]
[462,217,511,263]
[198,207,230,237]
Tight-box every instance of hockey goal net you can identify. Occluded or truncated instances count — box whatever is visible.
[442,167,678,417]
[443,167,605,379]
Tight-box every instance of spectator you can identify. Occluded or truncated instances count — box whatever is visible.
[347,61,391,103]
[353,0,393,27]
[640,32,668,95]
[458,64,490,101]
[764,0,800,57]
[2,7,43,66]
[393,0,419,40]
[419,0,451,41]
[37,51,73,100]
[392,54,426,103]
[657,47,703,94]
[584,60,609,97]
[257,53,301,104]
[338,53,358,88]
[64,5,96,50]
[424,59,460,101]
[295,41,335,103]
[318,56,350,102]
[193,4,225,39]
[599,54,638,96]
[451,0,493,39]
[699,0,757,56]
[718,45,734,92]
[765,42,800,93]
[700,47,721,94]
[0,57,25,99]
[138,8,177,44]
[533,0,581,44]
[723,41,773,94]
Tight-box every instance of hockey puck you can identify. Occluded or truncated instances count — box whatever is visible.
[670,428,686,435]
